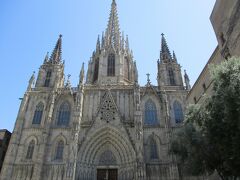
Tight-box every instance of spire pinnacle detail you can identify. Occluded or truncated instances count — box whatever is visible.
[173,51,177,62]
[50,34,62,64]
[160,33,172,61]
[105,0,121,50]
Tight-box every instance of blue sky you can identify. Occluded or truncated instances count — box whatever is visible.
[0,0,217,131]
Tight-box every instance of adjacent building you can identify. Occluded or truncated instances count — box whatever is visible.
[187,0,240,104]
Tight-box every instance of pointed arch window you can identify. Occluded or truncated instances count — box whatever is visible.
[57,102,71,126]
[93,58,99,82]
[107,53,115,76]
[144,99,158,125]
[173,101,184,123]
[44,70,52,87]
[26,140,35,159]
[55,140,64,160]
[32,102,44,125]
[124,57,130,80]
[168,68,175,85]
[149,138,158,160]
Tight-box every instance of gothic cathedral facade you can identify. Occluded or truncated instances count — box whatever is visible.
[0,1,191,180]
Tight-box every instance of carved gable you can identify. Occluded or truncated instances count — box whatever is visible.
[99,90,118,123]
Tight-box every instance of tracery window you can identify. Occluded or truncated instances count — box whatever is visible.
[26,140,35,159]
[107,53,115,76]
[55,140,64,160]
[93,58,99,82]
[149,138,158,160]
[168,68,175,85]
[57,102,70,126]
[173,101,184,123]
[124,57,130,80]
[44,70,52,87]
[32,102,44,125]
[144,99,158,125]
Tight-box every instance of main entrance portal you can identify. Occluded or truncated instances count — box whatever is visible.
[97,169,118,180]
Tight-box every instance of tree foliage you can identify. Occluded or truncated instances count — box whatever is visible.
[170,57,240,180]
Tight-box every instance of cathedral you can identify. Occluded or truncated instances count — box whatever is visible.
[0,0,190,180]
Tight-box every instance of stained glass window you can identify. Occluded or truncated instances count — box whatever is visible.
[55,140,64,160]
[149,138,158,160]
[173,101,184,123]
[57,102,70,126]
[32,102,44,125]
[107,53,115,76]
[93,58,99,82]
[144,100,158,125]
[44,71,52,87]
[168,68,175,85]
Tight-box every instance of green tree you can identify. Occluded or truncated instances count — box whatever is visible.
[170,57,240,180]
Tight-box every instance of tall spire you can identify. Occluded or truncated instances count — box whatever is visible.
[96,35,101,53]
[125,35,129,52]
[172,51,177,62]
[160,33,172,61]
[50,34,62,64]
[105,0,121,50]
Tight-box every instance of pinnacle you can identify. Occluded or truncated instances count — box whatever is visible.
[50,35,62,64]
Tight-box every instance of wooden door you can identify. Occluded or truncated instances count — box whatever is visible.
[97,169,117,180]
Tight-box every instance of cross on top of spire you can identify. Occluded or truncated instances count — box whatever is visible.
[146,73,151,84]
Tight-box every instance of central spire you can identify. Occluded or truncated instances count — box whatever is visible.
[105,0,121,51]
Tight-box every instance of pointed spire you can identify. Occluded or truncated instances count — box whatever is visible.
[160,33,172,61]
[27,71,35,91]
[125,35,129,52]
[172,51,177,62]
[105,0,121,50]
[79,63,85,85]
[50,34,62,64]
[43,52,49,64]
[96,35,101,52]
[121,31,125,50]
[101,32,105,49]
[184,70,191,90]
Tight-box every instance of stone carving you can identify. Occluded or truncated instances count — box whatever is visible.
[99,150,117,165]
[99,91,117,123]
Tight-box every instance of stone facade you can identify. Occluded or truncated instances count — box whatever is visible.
[0,1,189,180]
[187,0,240,104]
[0,129,11,174]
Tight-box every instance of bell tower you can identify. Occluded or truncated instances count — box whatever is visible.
[35,35,65,89]
[157,34,184,88]
[86,0,138,85]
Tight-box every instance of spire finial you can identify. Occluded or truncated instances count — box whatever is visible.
[173,51,177,62]
[50,34,62,64]
[96,35,101,52]
[125,35,129,51]
[146,73,151,84]
[44,52,49,64]
[27,71,35,91]
[79,63,85,85]
[184,70,191,90]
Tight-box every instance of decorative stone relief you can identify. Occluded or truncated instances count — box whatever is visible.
[99,91,117,123]
[98,150,117,165]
